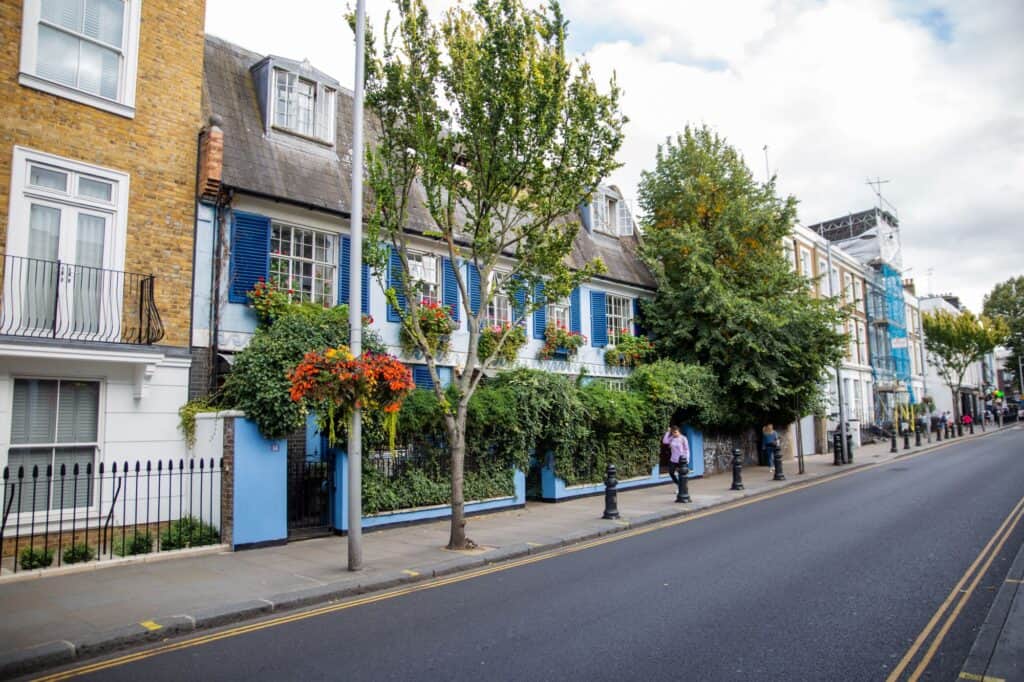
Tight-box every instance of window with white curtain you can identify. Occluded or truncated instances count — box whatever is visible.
[5,378,100,512]
[273,69,336,143]
[407,252,440,304]
[269,223,337,307]
[606,294,632,346]
[485,270,511,326]
[19,0,142,116]
[546,299,570,330]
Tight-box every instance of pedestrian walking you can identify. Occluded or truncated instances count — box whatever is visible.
[662,425,689,484]
[762,423,779,474]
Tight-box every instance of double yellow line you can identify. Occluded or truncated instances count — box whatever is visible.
[886,493,1024,681]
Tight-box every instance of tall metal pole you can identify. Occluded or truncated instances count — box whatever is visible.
[347,0,366,572]
[825,239,848,463]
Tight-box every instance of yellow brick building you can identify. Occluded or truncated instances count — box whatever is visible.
[0,1,206,506]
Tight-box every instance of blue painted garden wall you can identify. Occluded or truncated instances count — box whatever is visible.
[231,417,288,548]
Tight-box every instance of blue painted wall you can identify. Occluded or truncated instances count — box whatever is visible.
[232,417,288,547]
[332,450,524,531]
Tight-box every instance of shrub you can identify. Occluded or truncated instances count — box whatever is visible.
[113,533,153,557]
[604,332,654,367]
[160,516,220,550]
[62,543,95,564]
[19,546,54,570]
[222,304,384,439]
[538,323,585,360]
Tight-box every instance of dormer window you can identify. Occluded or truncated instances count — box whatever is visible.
[272,68,335,143]
[592,191,633,236]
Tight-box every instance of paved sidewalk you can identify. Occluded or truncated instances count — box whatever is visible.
[960,511,1024,682]
[0,425,1008,677]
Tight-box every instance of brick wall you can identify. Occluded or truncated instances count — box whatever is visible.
[220,417,234,546]
[0,0,206,349]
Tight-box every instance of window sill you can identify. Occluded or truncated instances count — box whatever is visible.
[18,72,135,119]
[269,124,334,148]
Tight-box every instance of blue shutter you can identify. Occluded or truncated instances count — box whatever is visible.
[468,262,481,315]
[570,286,581,334]
[228,211,270,304]
[443,257,459,323]
[512,275,527,322]
[387,246,406,323]
[361,263,370,315]
[339,236,351,307]
[590,290,607,348]
[633,297,643,337]
[533,282,546,339]
[412,365,434,390]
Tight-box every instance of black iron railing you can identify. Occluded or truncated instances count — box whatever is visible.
[1,458,222,574]
[0,253,164,344]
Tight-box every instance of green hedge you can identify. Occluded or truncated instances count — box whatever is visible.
[360,363,717,506]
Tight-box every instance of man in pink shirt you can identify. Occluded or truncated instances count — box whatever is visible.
[662,424,690,484]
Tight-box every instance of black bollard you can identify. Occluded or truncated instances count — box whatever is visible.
[969,420,974,435]
[846,434,854,464]
[957,423,963,437]
[903,429,910,450]
[676,462,692,503]
[730,448,744,491]
[915,429,921,447]
[773,447,785,480]
[890,429,898,453]
[833,431,843,466]
[602,463,620,519]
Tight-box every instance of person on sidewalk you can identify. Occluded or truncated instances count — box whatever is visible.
[662,425,690,484]
[762,423,779,475]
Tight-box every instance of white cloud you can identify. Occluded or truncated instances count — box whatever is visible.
[205,0,1024,310]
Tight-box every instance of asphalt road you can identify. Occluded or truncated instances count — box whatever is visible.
[60,427,1024,681]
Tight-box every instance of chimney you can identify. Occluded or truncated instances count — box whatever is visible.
[198,115,224,201]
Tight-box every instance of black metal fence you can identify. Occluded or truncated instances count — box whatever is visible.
[1,458,222,574]
[0,252,164,344]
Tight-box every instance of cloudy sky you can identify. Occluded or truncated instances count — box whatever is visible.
[206,0,1023,311]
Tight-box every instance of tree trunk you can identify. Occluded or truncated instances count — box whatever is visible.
[951,386,961,424]
[446,407,470,550]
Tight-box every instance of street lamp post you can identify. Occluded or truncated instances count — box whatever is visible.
[347,0,367,572]
[824,239,848,464]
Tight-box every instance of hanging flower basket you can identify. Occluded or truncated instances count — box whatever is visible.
[478,323,527,363]
[538,322,585,360]
[399,299,457,357]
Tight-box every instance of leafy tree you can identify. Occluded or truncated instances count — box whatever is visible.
[982,276,1024,393]
[921,309,1008,422]
[637,125,847,429]
[357,0,624,548]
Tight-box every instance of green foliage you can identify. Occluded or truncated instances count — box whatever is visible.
[399,300,457,356]
[626,360,722,426]
[355,0,624,544]
[62,543,95,564]
[178,397,219,449]
[637,125,847,428]
[19,546,54,570]
[922,309,1008,418]
[221,304,383,440]
[478,323,528,364]
[248,280,293,327]
[113,533,153,557]
[983,276,1023,393]
[160,517,220,550]
[604,332,654,368]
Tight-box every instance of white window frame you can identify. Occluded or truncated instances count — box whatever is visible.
[18,0,143,118]
[592,193,609,233]
[546,298,570,331]
[800,248,813,281]
[858,321,869,366]
[843,272,853,305]
[4,376,105,518]
[408,251,440,305]
[606,294,632,346]
[617,199,633,236]
[7,146,129,271]
[485,270,512,327]
[271,68,337,144]
[269,221,337,307]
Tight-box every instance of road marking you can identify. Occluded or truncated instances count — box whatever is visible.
[959,673,1006,682]
[886,494,1024,682]
[36,439,997,681]
[526,542,543,547]
[1004,578,1022,584]
[401,570,419,577]
[138,621,161,632]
